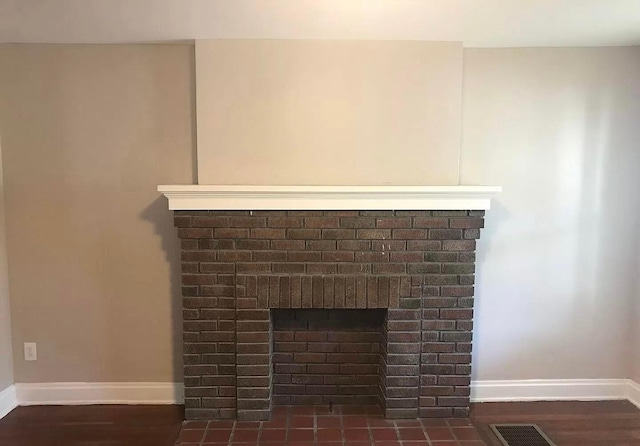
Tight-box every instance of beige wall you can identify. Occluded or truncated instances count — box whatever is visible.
[633,349,639,384]
[0,44,195,382]
[634,272,640,383]
[461,47,640,381]
[198,41,640,382]
[195,40,462,185]
[0,139,13,391]
[1,42,639,387]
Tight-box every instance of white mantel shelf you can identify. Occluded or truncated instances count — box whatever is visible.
[158,185,501,211]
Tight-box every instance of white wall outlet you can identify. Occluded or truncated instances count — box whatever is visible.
[24,342,37,361]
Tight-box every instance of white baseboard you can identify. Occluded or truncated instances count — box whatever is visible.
[470,379,635,403]
[0,385,17,419]
[15,382,184,406]
[6,379,639,409]
[627,380,640,408]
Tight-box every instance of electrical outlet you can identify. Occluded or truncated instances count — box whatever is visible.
[24,342,37,361]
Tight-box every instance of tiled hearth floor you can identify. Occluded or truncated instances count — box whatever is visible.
[174,406,486,446]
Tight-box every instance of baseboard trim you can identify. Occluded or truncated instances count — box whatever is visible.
[9,379,640,408]
[15,382,184,406]
[0,385,17,419]
[470,379,633,403]
[627,380,640,408]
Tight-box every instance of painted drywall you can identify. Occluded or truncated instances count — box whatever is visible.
[0,139,13,392]
[634,271,640,383]
[1,42,639,388]
[195,40,462,185]
[461,47,640,380]
[0,44,195,382]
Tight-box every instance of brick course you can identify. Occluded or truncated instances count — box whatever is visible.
[174,210,483,420]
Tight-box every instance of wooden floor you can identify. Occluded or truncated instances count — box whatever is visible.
[0,405,184,446]
[470,400,640,446]
[0,401,638,445]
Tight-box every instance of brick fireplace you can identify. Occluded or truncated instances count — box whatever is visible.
[163,185,500,422]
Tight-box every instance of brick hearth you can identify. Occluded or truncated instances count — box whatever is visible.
[174,405,487,445]
[174,210,484,421]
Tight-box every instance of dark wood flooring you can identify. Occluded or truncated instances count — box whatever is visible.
[470,400,640,446]
[0,401,638,446]
[0,404,184,446]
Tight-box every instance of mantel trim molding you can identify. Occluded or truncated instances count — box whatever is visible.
[158,185,502,211]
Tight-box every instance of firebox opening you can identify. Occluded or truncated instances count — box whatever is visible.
[271,309,386,410]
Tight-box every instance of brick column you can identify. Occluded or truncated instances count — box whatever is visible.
[236,275,273,421]
[419,211,484,417]
[382,305,421,418]
[176,212,238,420]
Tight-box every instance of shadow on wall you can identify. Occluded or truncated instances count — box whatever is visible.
[466,49,640,382]
[141,195,184,399]
[139,44,197,397]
